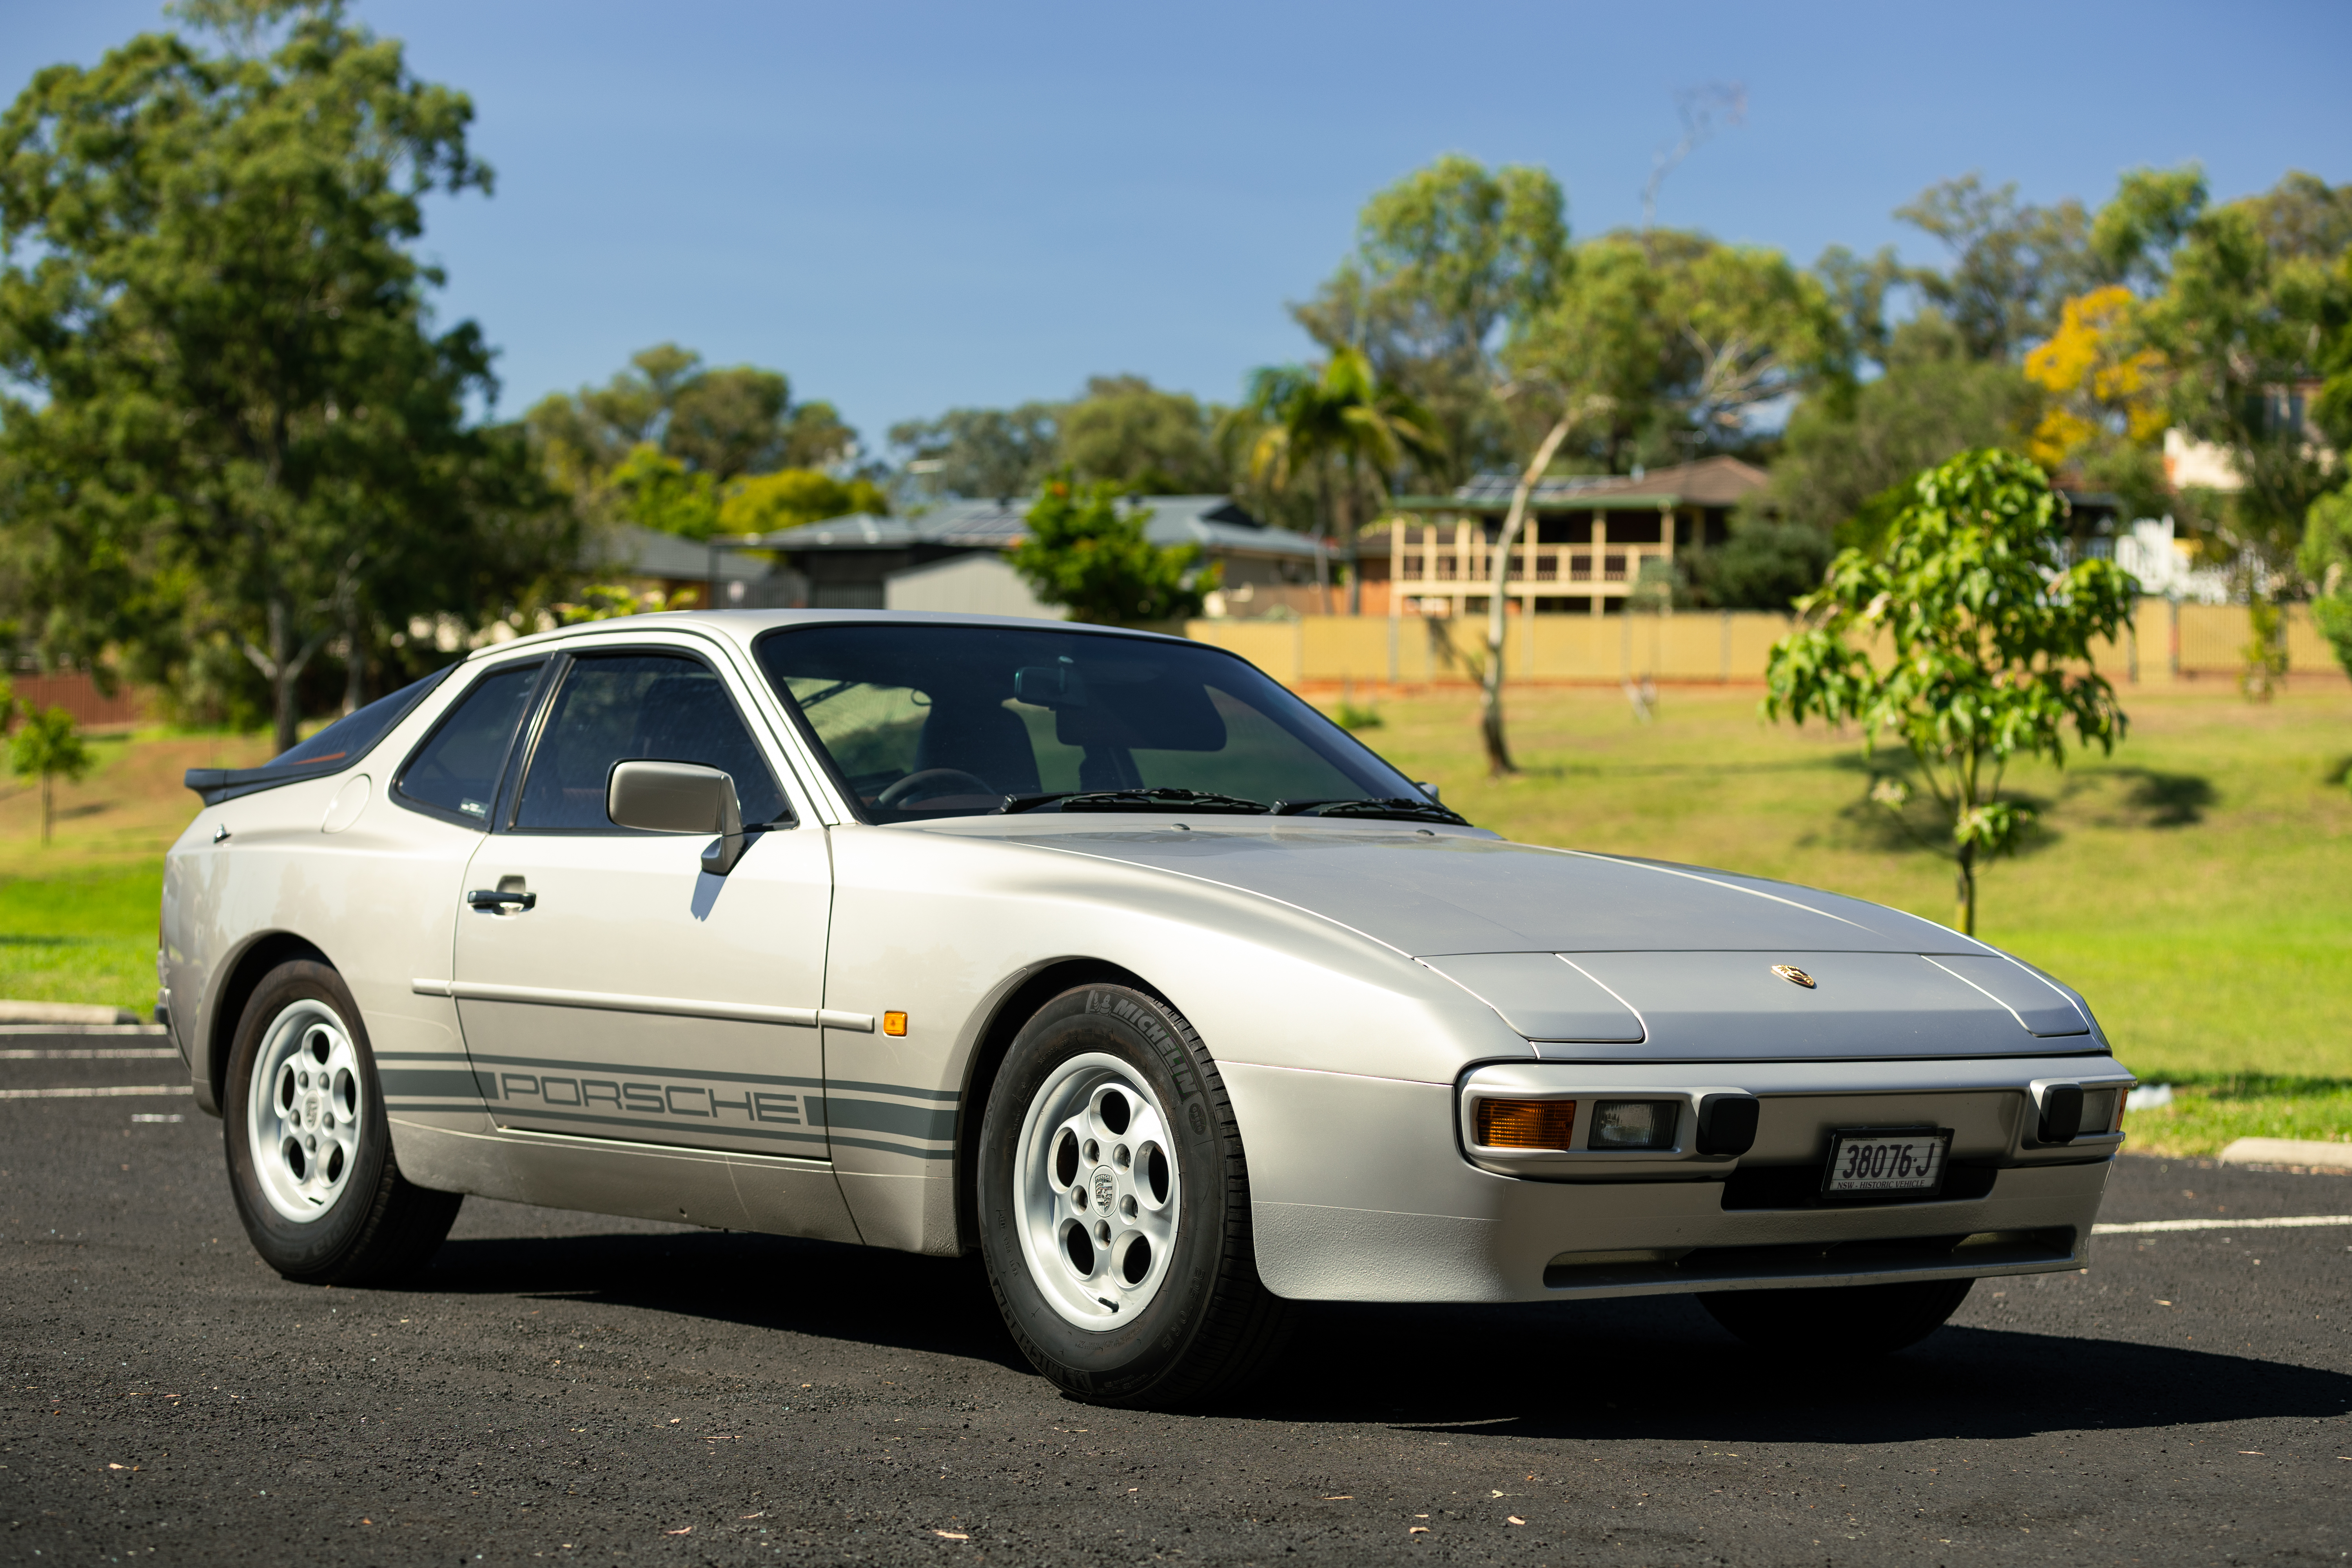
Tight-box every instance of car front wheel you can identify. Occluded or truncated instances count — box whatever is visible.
[223,958,462,1285]
[977,983,1290,1407]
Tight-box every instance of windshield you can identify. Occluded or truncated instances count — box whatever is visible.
[754,623,1426,822]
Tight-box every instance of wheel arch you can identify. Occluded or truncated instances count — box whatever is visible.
[951,956,1171,1255]
[205,931,334,1112]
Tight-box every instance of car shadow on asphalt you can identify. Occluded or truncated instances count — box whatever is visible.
[423,1229,1033,1373]
[420,1230,2352,1438]
[1241,1293,2352,1440]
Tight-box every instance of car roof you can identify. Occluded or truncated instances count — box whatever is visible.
[458,609,1195,665]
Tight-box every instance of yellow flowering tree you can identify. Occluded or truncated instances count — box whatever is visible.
[2021,286,2169,515]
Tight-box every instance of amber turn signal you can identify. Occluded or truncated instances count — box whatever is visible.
[1474,1097,1575,1150]
[882,1011,907,1036]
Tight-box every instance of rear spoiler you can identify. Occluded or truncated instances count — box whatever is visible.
[184,756,355,807]
[183,665,456,807]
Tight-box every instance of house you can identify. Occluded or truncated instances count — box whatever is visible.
[1372,456,1768,616]
[719,495,1327,618]
[607,524,795,610]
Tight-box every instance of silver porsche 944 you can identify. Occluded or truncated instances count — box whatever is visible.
[161,611,2131,1405]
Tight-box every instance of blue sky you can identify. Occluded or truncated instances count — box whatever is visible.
[4,2,2348,456]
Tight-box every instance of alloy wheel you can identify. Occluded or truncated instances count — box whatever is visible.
[245,998,365,1223]
[1012,1051,1181,1330]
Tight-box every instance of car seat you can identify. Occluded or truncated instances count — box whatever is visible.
[912,699,1042,796]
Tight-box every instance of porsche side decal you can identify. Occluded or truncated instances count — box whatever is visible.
[376,1051,959,1160]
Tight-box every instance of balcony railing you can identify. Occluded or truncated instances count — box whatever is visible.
[1397,544,1666,588]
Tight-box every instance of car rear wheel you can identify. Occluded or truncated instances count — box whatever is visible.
[977,983,1290,1407]
[223,959,462,1285]
[1698,1276,1976,1356]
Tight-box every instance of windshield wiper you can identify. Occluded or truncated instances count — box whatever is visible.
[1001,788,1270,816]
[1270,797,1469,825]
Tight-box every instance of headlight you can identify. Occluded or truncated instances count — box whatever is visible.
[1589,1099,1680,1150]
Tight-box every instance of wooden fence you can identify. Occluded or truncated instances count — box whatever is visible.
[7,671,144,730]
[1187,600,2348,690]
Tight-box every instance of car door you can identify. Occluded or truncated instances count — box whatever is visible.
[449,639,835,1163]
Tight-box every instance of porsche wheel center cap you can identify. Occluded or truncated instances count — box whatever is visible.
[1091,1168,1116,1216]
[302,1093,322,1129]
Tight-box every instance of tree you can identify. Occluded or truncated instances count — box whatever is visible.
[2234,171,2352,263]
[0,0,554,752]
[717,468,889,535]
[2303,481,2352,680]
[1234,347,1441,615]
[2293,247,2352,691]
[1471,421,1573,774]
[1755,313,2038,559]
[888,403,1059,502]
[1008,473,1216,627]
[9,704,93,845]
[1897,174,2100,362]
[528,344,854,485]
[1291,154,1567,484]
[1681,517,1837,612]
[606,444,720,539]
[526,343,858,563]
[2088,165,2209,290]
[2139,173,2352,589]
[1649,233,1840,450]
[1764,450,2136,935]
[2020,285,2169,517]
[1055,376,1225,494]
[1474,231,1836,767]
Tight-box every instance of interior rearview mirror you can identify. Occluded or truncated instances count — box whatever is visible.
[607,760,748,875]
[1013,664,1087,707]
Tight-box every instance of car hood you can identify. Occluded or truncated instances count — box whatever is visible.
[997,825,1964,956]
[979,824,2098,1059]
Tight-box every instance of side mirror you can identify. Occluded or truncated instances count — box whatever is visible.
[608,760,748,875]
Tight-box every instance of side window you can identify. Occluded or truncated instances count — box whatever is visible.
[514,653,790,831]
[394,662,544,825]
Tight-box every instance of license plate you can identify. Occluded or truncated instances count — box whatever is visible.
[1822,1128,1953,1196]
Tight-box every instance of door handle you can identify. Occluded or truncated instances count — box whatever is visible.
[466,888,537,912]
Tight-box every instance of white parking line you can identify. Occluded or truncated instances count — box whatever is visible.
[0,1048,180,1060]
[0,1084,193,1099]
[2092,1215,2352,1235]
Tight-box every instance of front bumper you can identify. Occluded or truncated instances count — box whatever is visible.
[1222,1056,2121,1305]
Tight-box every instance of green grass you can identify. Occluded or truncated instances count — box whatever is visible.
[1343,681,2352,1149]
[2120,1076,2352,1158]
[7,691,2352,1147]
[0,860,162,1013]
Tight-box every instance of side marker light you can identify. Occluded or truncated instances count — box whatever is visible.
[882,1011,907,1037]
[1474,1098,1575,1150]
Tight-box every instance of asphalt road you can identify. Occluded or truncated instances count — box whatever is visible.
[4,1042,2349,1567]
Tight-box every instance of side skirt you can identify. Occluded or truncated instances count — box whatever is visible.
[388,1118,863,1243]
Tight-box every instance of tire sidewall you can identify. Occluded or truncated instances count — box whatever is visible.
[223,959,394,1280]
[978,984,1228,1402]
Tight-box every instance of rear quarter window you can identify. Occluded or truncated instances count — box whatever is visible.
[394,662,544,826]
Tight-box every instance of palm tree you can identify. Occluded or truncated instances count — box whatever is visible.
[1230,347,1442,615]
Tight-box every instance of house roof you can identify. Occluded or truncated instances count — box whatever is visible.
[740,495,1327,563]
[613,524,772,581]
[1392,455,1769,513]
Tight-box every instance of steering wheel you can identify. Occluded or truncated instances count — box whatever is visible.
[875,768,996,808]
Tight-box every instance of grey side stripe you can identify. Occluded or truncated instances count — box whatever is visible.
[410,978,875,1032]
